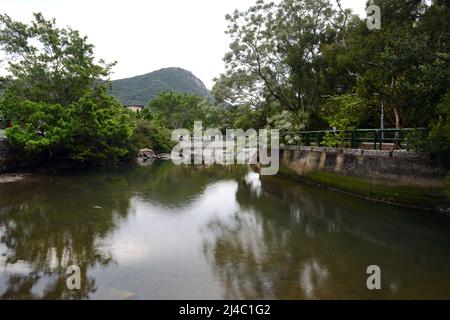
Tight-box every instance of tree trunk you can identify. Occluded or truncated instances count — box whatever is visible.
[389,76,402,148]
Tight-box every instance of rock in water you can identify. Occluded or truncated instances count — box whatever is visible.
[138,148,156,160]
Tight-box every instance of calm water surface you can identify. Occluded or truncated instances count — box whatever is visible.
[0,162,449,299]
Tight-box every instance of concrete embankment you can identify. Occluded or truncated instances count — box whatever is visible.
[279,146,450,212]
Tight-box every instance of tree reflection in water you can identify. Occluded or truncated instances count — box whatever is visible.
[202,172,450,299]
[0,173,134,299]
[0,163,450,299]
[202,171,333,299]
[0,162,250,299]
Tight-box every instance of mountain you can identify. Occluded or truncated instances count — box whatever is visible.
[109,67,214,106]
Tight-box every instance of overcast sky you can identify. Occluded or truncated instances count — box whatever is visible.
[0,0,367,89]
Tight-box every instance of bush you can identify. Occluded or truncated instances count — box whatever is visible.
[406,93,450,165]
[2,88,135,164]
[130,120,174,154]
[320,94,367,147]
[321,131,347,148]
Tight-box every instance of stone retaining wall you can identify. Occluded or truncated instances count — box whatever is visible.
[280,146,449,210]
[281,146,443,187]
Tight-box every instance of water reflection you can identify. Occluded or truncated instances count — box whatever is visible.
[244,172,262,198]
[0,172,133,299]
[0,162,449,299]
[202,173,450,299]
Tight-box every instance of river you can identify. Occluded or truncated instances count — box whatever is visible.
[0,162,449,299]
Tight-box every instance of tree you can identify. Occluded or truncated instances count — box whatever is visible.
[319,94,368,147]
[214,0,450,137]
[213,0,351,122]
[0,13,115,106]
[0,13,135,163]
[407,92,450,164]
[353,0,450,129]
[2,87,134,162]
[130,119,174,154]
[147,92,205,129]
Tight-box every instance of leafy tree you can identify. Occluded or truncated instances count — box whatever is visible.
[267,110,308,131]
[2,87,134,162]
[201,103,237,131]
[321,94,368,131]
[0,13,115,106]
[147,92,205,129]
[130,119,174,153]
[232,105,266,130]
[63,88,134,162]
[352,0,450,130]
[408,93,450,164]
[320,94,368,147]
[215,0,450,145]
[0,13,135,163]
[213,0,350,124]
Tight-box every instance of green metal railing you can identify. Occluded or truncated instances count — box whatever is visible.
[280,128,427,150]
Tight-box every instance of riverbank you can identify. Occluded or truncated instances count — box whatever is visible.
[2,141,449,213]
[0,140,139,176]
[279,146,450,213]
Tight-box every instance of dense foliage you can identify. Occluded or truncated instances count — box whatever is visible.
[1,1,449,164]
[0,13,135,164]
[145,91,206,129]
[212,0,450,161]
[130,119,174,154]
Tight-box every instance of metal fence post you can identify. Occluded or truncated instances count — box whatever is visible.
[351,130,357,149]
[373,130,378,150]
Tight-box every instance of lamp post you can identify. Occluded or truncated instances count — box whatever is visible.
[380,66,385,141]
[365,61,386,141]
[373,92,385,141]
[380,93,384,141]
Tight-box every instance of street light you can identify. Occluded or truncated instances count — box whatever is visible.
[365,61,386,141]
[373,92,385,140]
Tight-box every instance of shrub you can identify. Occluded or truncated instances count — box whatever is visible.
[130,120,174,154]
[406,93,450,165]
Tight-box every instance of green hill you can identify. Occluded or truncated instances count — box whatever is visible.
[109,67,213,106]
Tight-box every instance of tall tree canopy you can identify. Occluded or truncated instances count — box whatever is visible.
[212,0,450,160]
[0,13,135,163]
[213,0,353,121]
[213,0,450,126]
[145,92,206,130]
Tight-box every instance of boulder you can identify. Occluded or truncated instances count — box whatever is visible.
[138,148,156,160]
